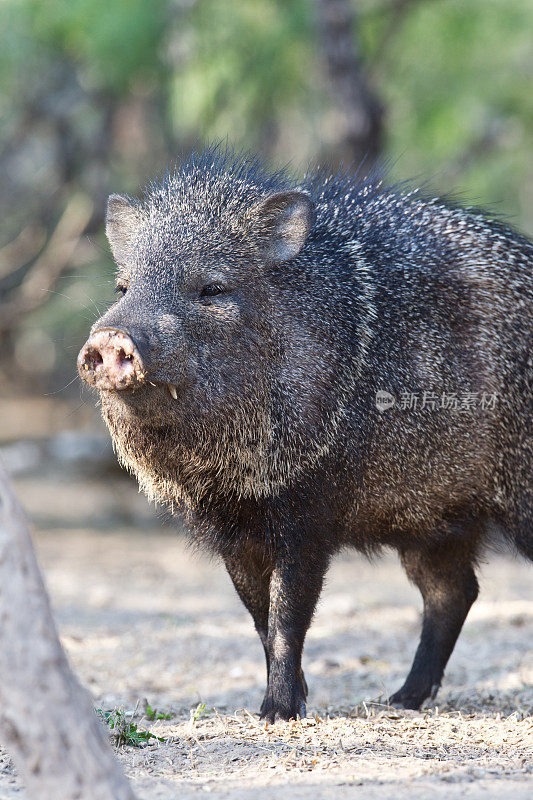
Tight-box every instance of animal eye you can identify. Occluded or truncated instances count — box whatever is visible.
[115,284,127,297]
[200,283,225,299]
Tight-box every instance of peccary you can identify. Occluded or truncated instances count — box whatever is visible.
[78,147,533,721]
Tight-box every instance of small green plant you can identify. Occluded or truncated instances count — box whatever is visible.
[144,702,172,722]
[96,707,166,747]
[191,702,208,722]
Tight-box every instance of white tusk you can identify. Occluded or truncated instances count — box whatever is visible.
[168,385,178,400]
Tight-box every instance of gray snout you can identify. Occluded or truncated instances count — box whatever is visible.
[77,329,145,391]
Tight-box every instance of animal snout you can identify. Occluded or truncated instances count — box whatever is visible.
[77,328,145,391]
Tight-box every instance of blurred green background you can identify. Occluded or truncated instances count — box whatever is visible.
[1,0,532,395]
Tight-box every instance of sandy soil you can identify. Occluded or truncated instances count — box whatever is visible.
[0,470,531,799]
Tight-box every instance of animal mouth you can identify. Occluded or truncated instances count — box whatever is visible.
[97,380,182,407]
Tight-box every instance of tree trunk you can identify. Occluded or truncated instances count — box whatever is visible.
[0,462,136,800]
[316,0,383,170]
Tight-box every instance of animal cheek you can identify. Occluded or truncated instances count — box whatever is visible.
[156,314,183,334]
[206,303,241,322]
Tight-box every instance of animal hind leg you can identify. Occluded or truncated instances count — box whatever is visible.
[500,355,533,560]
[502,444,533,561]
[504,498,533,561]
[390,534,480,710]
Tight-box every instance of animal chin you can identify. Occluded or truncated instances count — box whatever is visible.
[99,383,155,415]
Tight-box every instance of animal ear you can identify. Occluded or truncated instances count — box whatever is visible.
[105,194,145,266]
[253,190,315,262]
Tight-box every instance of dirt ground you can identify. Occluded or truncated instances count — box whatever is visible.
[0,465,530,800]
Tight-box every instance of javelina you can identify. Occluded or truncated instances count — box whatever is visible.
[78,148,532,721]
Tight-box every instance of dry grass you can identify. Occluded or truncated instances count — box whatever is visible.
[118,703,533,779]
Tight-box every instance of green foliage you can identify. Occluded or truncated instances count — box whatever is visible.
[3,0,532,220]
[27,0,168,91]
[190,702,208,722]
[167,0,533,227]
[96,707,166,747]
[370,0,533,225]
[144,702,172,721]
[170,0,315,148]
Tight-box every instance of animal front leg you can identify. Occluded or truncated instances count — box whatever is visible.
[260,554,328,723]
[224,546,272,677]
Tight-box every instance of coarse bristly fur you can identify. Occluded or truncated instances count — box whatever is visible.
[79,145,533,721]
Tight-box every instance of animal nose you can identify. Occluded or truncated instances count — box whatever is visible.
[77,329,145,391]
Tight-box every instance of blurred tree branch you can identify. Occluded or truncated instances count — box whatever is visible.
[0,226,47,282]
[316,0,384,168]
[0,194,93,337]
